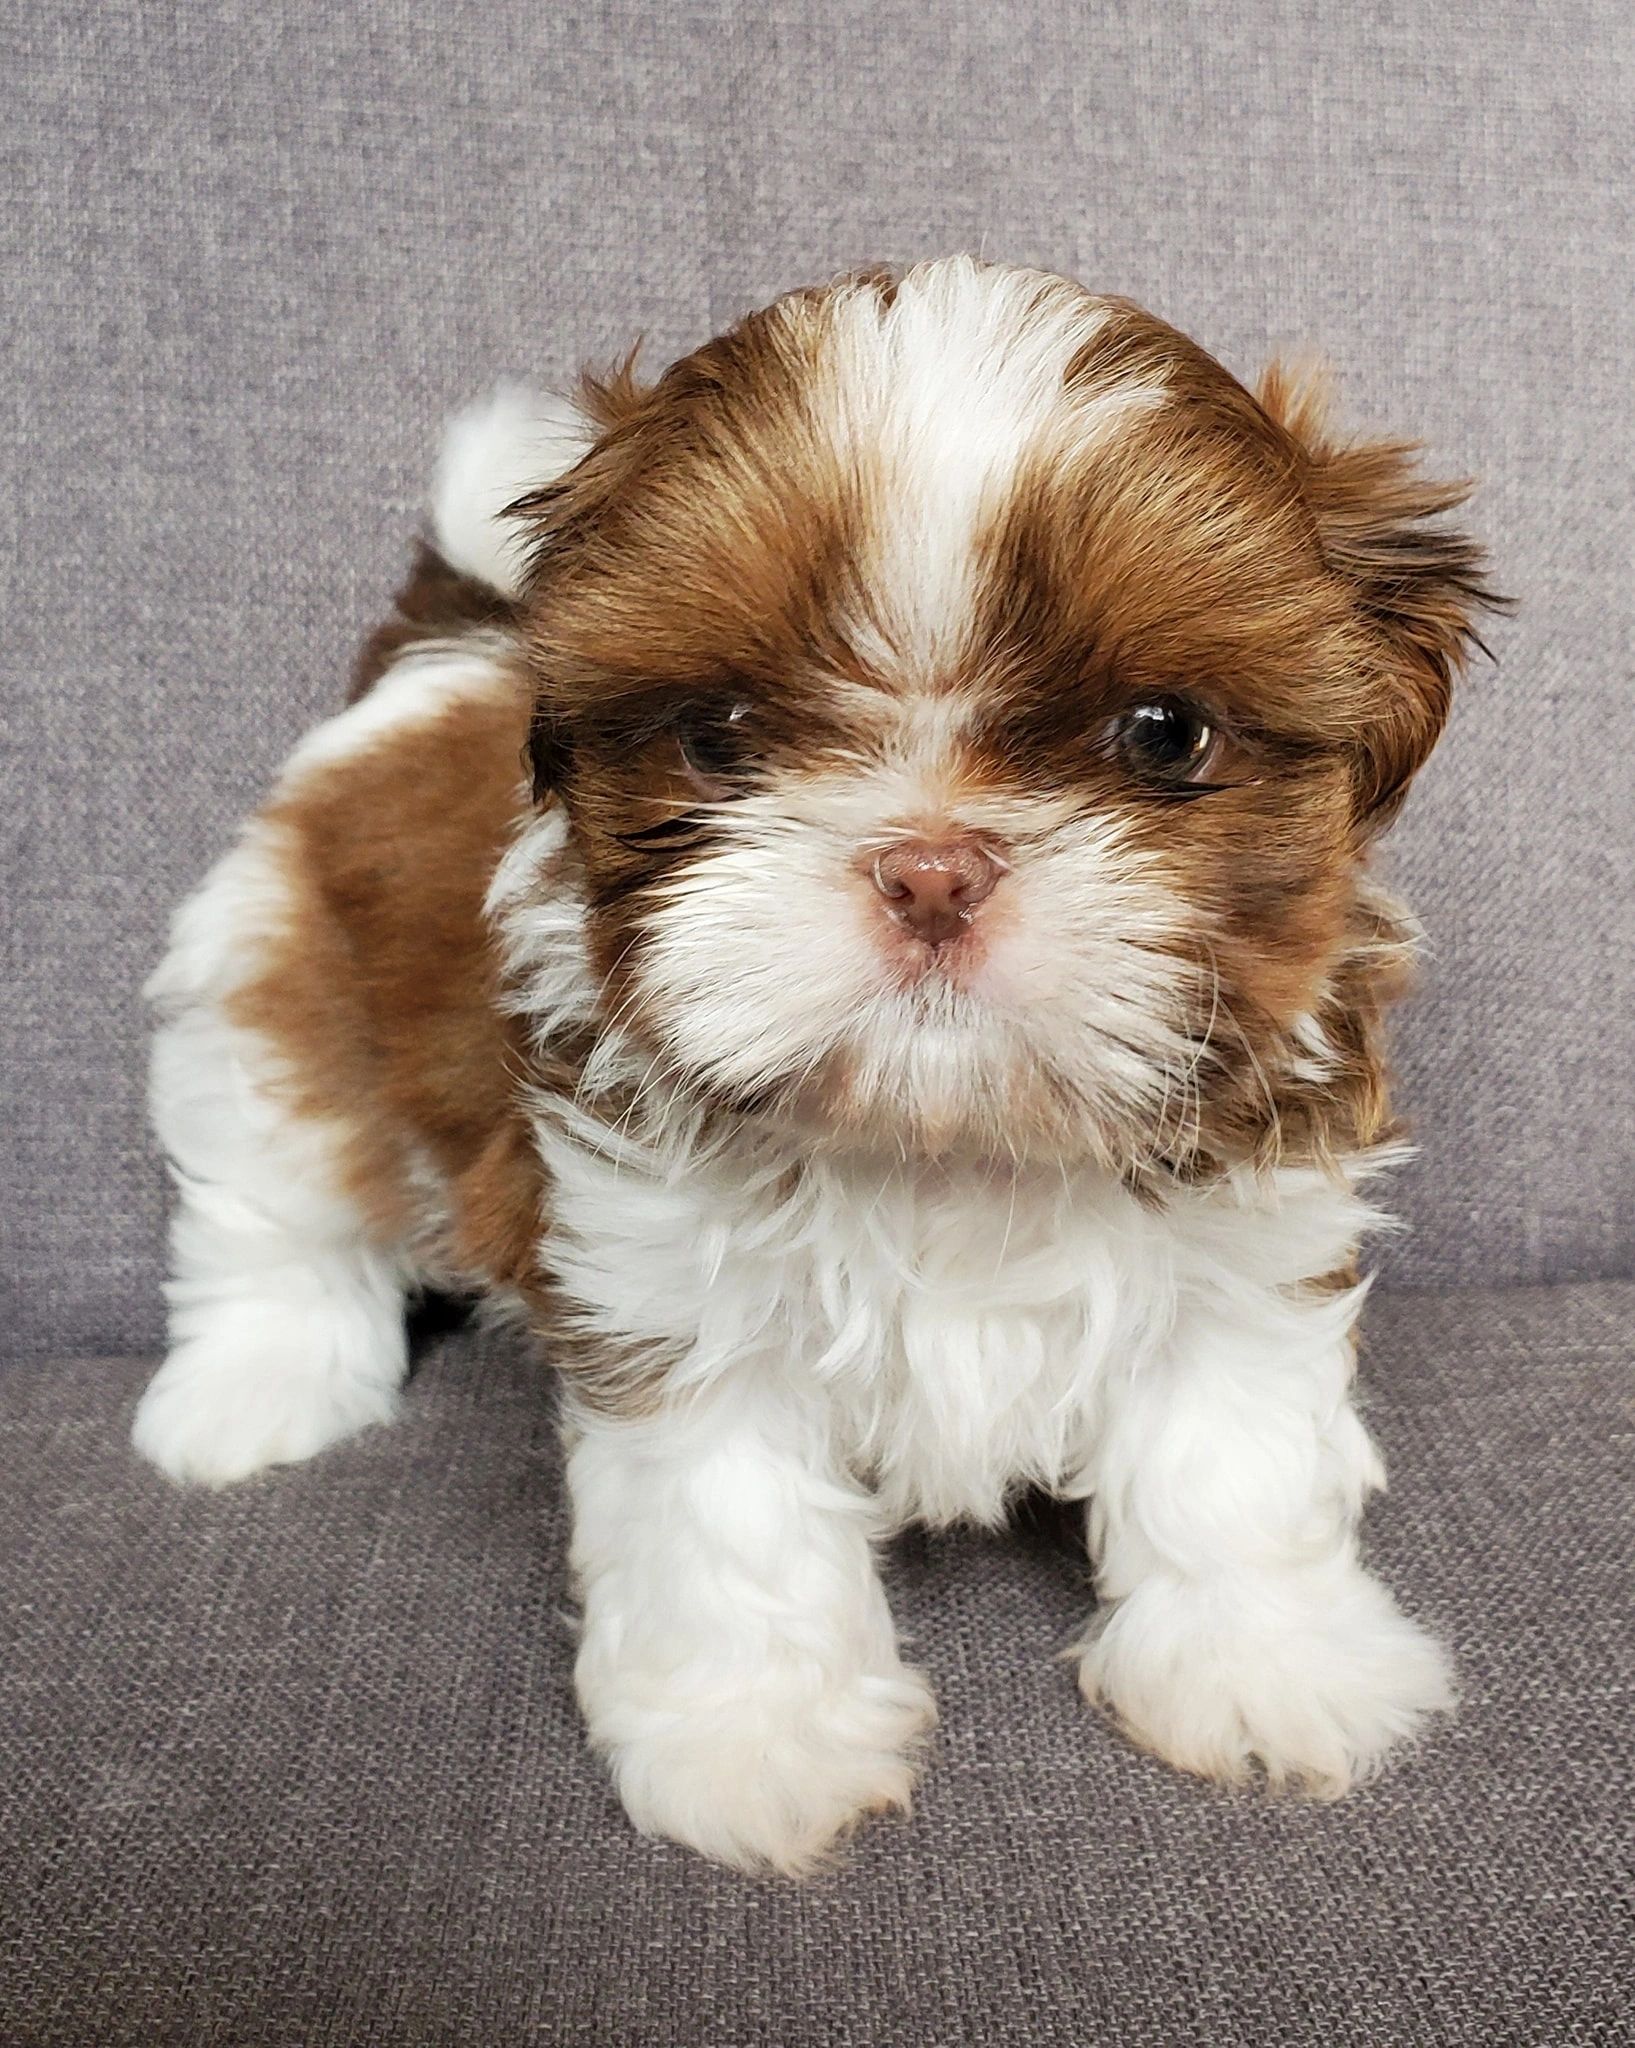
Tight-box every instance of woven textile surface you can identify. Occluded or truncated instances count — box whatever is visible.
[4,1284,1631,2045]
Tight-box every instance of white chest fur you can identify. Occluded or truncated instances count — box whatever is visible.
[532,1097,1383,1530]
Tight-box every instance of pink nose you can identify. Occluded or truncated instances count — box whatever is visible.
[870,834,1002,946]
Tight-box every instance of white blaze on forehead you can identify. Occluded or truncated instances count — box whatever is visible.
[812,258,1169,674]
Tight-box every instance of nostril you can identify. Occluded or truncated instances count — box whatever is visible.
[868,834,1004,943]
[946,845,1000,910]
[871,854,912,902]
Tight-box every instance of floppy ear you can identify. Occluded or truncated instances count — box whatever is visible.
[1257,359,1507,826]
[508,464,587,801]
[523,703,573,802]
[506,352,654,803]
[507,470,585,801]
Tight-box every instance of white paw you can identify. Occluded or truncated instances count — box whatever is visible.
[132,1314,403,1488]
[1078,1563,1454,1798]
[583,1660,938,1876]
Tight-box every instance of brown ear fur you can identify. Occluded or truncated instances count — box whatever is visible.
[507,348,656,800]
[1257,358,1507,826]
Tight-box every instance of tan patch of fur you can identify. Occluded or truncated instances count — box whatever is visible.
[229,551,548,1299]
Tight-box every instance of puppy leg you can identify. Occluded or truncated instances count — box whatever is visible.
[133,826,411,1487]
[1077,1283,1452,1794]
[567,1380,936,1876]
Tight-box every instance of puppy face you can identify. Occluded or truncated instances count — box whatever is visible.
[514,260,1493,1169]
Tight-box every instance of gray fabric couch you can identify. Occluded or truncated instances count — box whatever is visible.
[5,4,1631,2042]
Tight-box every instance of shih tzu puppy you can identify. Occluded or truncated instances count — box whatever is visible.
[134,258,1497,1874]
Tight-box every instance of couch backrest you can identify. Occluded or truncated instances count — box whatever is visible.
[6,1,1631,1358]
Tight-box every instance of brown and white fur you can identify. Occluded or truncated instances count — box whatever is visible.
[134,259,1498,1875]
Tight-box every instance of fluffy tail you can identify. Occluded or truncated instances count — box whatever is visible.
[430,381,591,598]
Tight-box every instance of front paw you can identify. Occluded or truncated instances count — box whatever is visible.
[581,1658,938,1877]
[1077,1564,1454,1798]
[132,1321,401,1488]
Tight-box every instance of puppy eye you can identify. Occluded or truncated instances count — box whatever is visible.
[675,701,751,797]
[1112,698,1222,789]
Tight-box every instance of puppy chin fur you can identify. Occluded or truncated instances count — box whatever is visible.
[133,258,1493,1875]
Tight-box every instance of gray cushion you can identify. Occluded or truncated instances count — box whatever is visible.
[4,2,1633,1360]
[3,1282,1630,2044]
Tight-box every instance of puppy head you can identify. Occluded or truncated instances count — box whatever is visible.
[511,258,1499,1170]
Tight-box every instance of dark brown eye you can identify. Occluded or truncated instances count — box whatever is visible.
[676,701,751,796]
[1113,698,1221,789]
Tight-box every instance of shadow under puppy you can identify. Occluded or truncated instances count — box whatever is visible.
[134,258,1500,1875]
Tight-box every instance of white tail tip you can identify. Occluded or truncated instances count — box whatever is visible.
[430,381,592,598]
